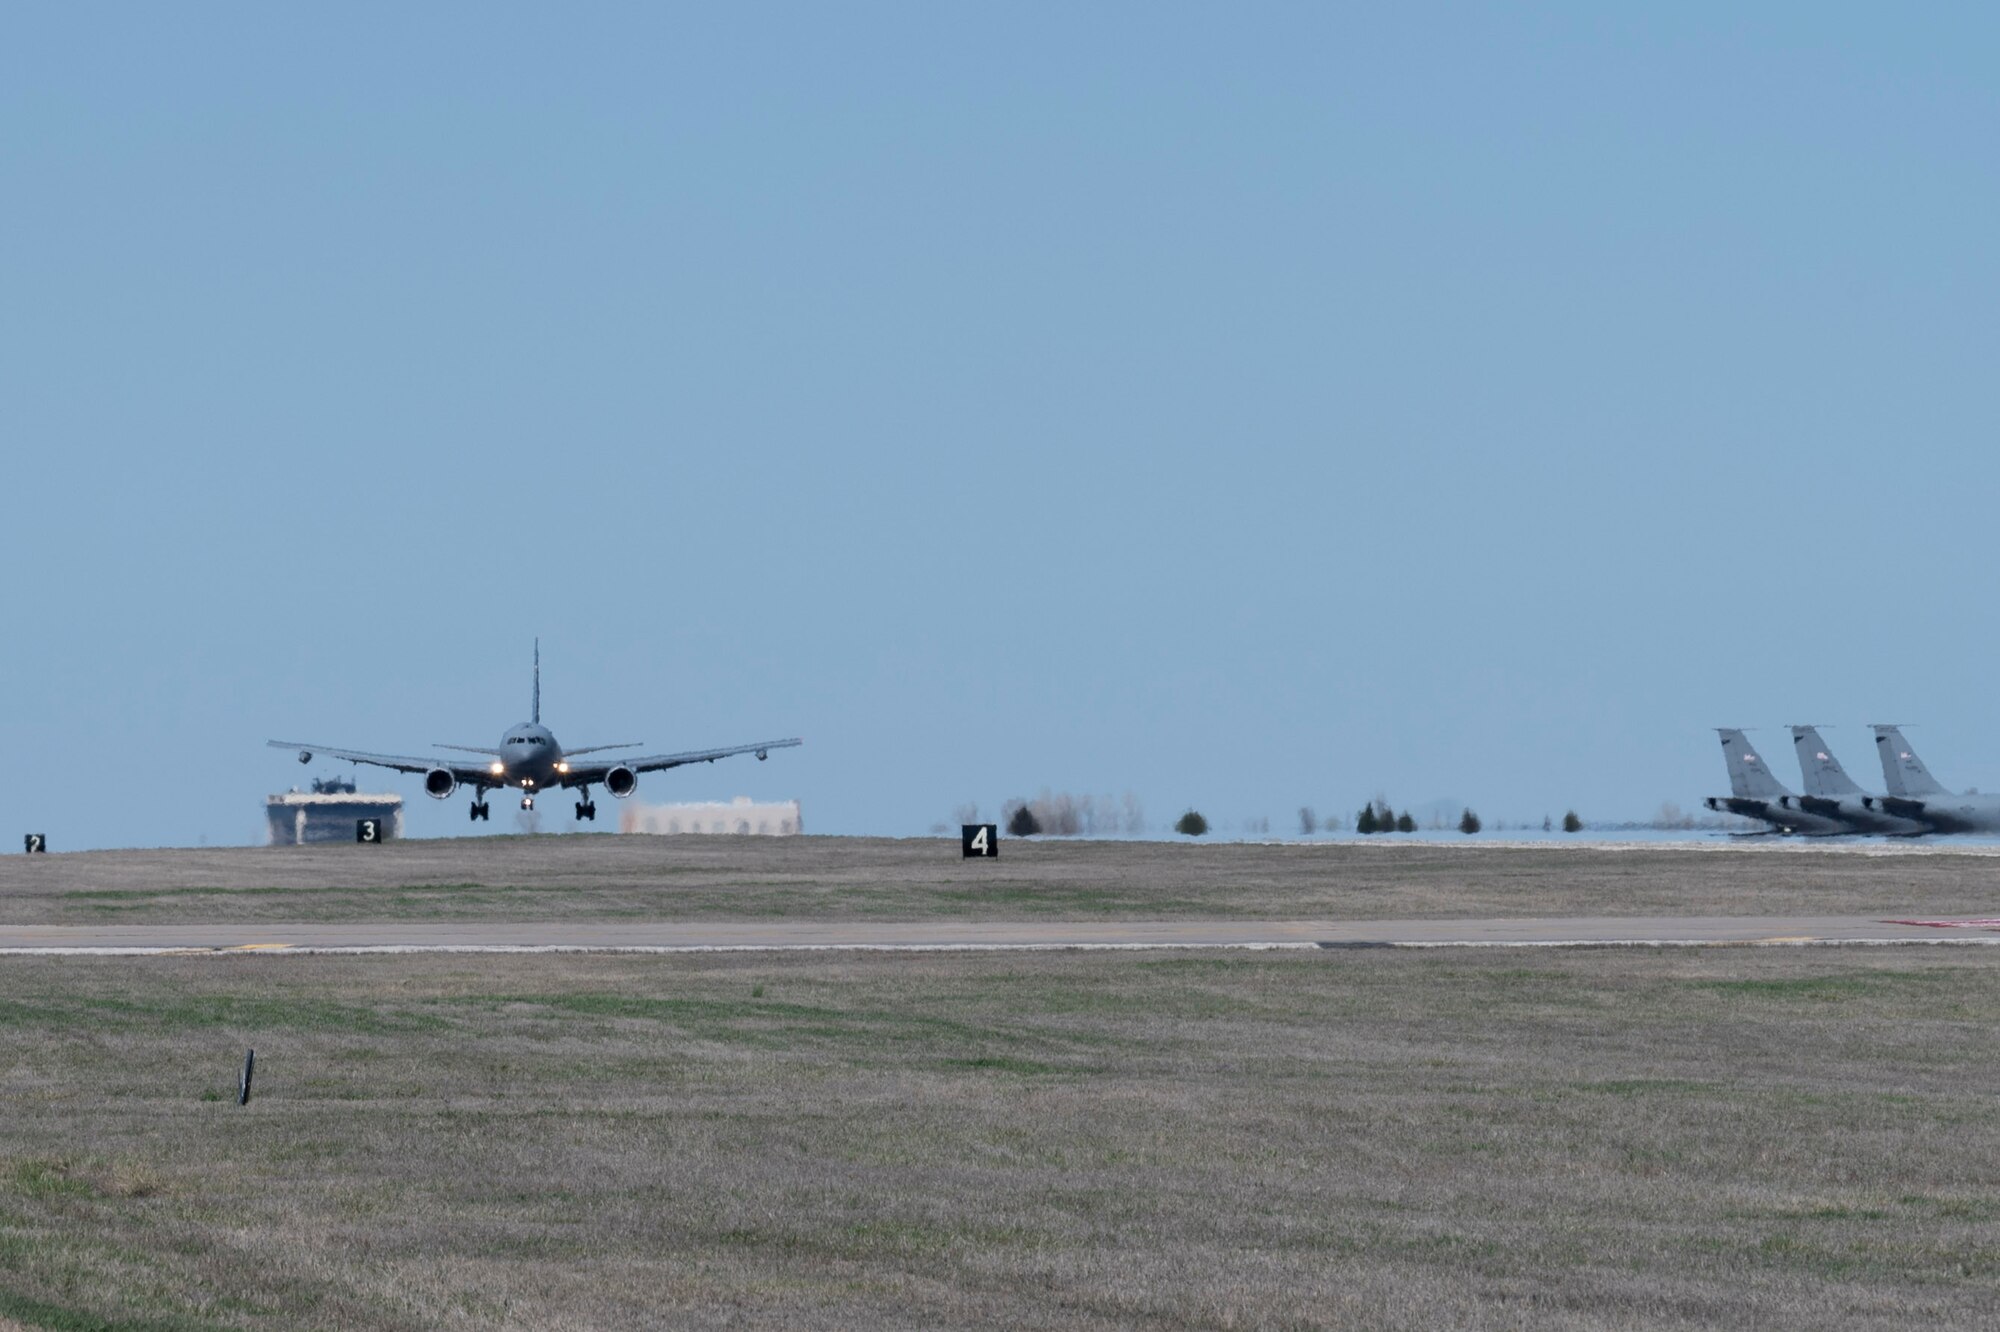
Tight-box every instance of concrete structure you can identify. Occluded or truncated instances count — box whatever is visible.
[619,796,801,836]
[266,776,405,845]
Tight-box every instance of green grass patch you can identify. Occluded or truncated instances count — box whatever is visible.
[1576,1078,1717,1097]
[1691,971,1947,1001]
[8,1159,97,1200]
[0,1288,215,1332]
[940,1055,1069,1076]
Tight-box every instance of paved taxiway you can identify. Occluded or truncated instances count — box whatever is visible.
[2,915,1996,953]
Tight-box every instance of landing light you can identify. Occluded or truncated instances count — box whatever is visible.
[489,762,504,775]
[556,762,570,774]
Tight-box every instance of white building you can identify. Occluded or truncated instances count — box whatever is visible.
[619,796,801,836]
[266,777,405,845]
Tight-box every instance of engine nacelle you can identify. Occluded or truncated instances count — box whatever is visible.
[605,766,637,798]
[424,768,458,800]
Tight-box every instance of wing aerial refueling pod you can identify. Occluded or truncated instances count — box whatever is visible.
[1787,725,1925,835]
[1869,725,2000,833]
[1704,728,1845,835]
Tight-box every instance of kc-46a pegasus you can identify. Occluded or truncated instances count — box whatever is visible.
[269,643,801,822]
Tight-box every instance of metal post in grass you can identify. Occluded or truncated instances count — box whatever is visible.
[239,1049,255,1105]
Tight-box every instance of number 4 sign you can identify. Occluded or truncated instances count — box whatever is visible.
[961,824,998,859]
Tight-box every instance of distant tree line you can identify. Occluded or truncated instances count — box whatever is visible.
[954,795,1587,839]
[1355,800,1416,834]
[997,790,1147,838]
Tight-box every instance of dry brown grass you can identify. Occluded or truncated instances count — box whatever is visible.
[0,948,1996,1328]
[3,835,1998,924]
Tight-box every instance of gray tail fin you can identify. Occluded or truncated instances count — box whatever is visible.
[1790,726,1864,798]
[1717,729,1790,800]
[1872,725,1946,797]
[532,639,541,725]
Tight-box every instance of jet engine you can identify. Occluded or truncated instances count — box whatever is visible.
[605,766,637,798]
[424,768,458,800]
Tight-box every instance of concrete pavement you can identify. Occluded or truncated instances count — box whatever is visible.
[2,915,1998,954]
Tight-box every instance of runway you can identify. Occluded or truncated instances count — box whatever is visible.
[3,915,1998,954]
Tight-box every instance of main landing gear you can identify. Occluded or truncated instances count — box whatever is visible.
[574,800,598,822]
[468,797,491,822]
[521,795,535,811]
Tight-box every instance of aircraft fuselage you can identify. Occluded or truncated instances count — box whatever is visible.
[1872,793,2000,835]
[485,723,568,793]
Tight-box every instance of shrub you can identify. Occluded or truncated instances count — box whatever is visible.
[1356,804,1379,835]
[1395,811,1416,833]
[1298,807,1317,835]
[1459,808,1481,834]
[1006,804,1041,837]
[1175,809,1209,837]
[1562,810,1583,833]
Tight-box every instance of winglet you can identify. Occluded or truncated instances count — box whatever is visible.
[533,638,541,725]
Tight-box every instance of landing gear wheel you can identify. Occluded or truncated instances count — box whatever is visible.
[575,801,587,821]
[470,801,490,822]
[585,801,597,821]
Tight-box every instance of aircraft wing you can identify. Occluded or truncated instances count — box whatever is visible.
[560,737,802,783]
[267,739,492,782]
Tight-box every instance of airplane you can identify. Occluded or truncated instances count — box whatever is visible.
[269,643,801,823]
[1868,724,2000,833]
[1703,728,1845,835]
[1786,725,1926,835]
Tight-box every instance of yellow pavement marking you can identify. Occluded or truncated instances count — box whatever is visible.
[230,943,294,952]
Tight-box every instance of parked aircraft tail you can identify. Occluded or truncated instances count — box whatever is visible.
[1790,726,1865,798]
[1717,729,1790,800]
[1872,725,1947,798]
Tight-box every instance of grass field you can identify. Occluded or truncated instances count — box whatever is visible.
[2,947,1997,1329]
[3,835,1999,924]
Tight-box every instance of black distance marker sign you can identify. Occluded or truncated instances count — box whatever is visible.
[961,824,998,858]
[356,819,383,844]
[23,834,45,854]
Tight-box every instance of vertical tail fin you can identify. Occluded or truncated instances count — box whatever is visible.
[1790,725,1864,798]
[533,639,541,725]
[1717,728,1790,800]
[1872,725,1946,797]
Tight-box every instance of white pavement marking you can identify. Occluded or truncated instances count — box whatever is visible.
[3,916,2000,955]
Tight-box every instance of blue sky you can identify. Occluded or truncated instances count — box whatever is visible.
[4,5,1997,847]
